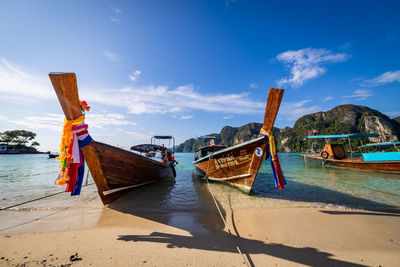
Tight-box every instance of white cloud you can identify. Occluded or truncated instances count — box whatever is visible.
[343,89,372,100]
[83,84,264,115]
[110,6,122,23]
[249,83,258,89]
[86,113,136,129]
[0,59,266,116]
[361,70,400,87]
[179,115,193,120]
[0,58,54,99]
[279,100,320,120]
[104,51,120,62]
[385,111,400,117]
[8,114,63,132]
[111,6,122,13]
[276,48,349,87]
[222,115,233,119]
[116,129,148,140]
[110,17,120,23]
[128,70,141,81]
[1,112,136,132]
[0,115,7,120]
[322,96,334,102]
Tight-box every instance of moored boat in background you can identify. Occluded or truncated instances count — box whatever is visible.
[193,88,285,193]
[303,134,400,173]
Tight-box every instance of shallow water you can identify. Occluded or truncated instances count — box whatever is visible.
[0,153,399,211]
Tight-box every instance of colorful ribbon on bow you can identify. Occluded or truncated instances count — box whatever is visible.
[55,109,92,195]
[259,128,286,190]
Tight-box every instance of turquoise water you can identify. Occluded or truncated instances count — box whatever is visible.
[1,153,399,211]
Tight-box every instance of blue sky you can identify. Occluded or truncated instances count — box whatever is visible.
[0,0,399,151]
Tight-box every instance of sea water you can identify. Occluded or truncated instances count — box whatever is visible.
[0,153,399,211]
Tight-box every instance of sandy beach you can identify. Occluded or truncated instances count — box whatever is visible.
[1,183,399,267]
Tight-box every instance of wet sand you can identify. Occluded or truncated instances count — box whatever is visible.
[1,183,400,267]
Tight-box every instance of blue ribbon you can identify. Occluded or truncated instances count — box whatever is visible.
[71,135,92,196]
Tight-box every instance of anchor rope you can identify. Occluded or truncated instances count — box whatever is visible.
[205,154,251,267]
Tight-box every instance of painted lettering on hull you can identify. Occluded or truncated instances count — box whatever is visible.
[214,155,239,170]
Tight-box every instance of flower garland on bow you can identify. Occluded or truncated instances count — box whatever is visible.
[55,101,92,196]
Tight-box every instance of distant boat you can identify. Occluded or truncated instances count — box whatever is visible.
[49,72,176,204]
[48,153,58,159]
[193,88,285,193]
[302,133,400,173]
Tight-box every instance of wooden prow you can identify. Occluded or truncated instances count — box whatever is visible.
[261,88,284,132]
[49,73,82,121]
[49,72,111,204]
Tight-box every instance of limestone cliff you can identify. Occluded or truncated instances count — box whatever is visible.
[176,105,400,153]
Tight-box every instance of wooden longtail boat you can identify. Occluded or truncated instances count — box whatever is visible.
[49,72,175,204]
[303,134,400,174]
[193,88,284,193]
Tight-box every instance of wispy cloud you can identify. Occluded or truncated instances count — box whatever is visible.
[0,112,136,132]
[178,115,193,120]
[0,59,265,116]
[361,70,400,87]
[384,111,400,117]
[279,100,320,120]
[104,50,120,62]
[116,129,148,140]
[343,89,372,100]
[249,83,258,89]
[0,58,53,99]
[128,70,141,81]
[110,17,120,23]
[276,48,349,88]
[321,96,334,102]
[84,84,265,115]
[7,114,63,132]
[110,6,122,23]
[222,115,233,119]
[111,6,122,13]
[86,113,136,129]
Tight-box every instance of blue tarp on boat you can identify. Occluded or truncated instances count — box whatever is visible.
[362,152,400,161]
[307,133,379,139]
[359,141,400,148]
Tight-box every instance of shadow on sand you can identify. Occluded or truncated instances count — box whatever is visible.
[103,175,369,266]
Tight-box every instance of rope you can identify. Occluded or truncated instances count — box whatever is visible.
[205,154,251,267]
[0,178,94,211]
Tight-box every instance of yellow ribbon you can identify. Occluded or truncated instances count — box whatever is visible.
[260,128,276,160]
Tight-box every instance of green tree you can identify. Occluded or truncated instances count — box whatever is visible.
[0,130,37,145]
[31,141,40,147]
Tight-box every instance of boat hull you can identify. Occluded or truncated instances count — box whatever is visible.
[303,155,400,174]
[193,137,268,193]
[83,140,173,204]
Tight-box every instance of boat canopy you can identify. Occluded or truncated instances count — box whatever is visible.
[131,144,164,152]
[307,133,379,139]
[198,135,217,139]
[153,135,173,139]
[359,141,400,148]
